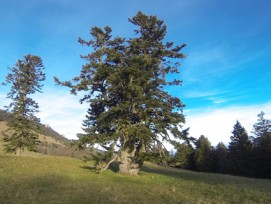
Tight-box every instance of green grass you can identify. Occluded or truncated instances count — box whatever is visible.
[0,154,271,204]
[1,122,271,203]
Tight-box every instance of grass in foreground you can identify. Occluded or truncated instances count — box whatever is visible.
[0,155,271,204]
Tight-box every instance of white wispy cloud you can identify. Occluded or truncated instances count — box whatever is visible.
[0,88,87,140]
[34,89,88,139]
[182,42,264,88]
[182,46,229,84]
[184,102,271,146]
[183,89,227,99]
[207,97,227,104]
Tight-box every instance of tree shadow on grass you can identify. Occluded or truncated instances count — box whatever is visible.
[141,163,271,193]
[80,165,97,172]
[141,163,231,185]
[80,161,119,173]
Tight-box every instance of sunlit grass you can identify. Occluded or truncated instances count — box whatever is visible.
[1,121,271,203]
[1,122,270,203]
[0,154,271,204]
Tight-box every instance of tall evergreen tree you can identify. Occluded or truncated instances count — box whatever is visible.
[212,142,228,173]
[55,12,187,175]
[253,131,271,178]
[252,111,271,146]
[194,135,213,172]
[173,143,195,170]
[251,112,271,178]
[2,55,45,155]
[172,128,195,170]
[228,121,252,176]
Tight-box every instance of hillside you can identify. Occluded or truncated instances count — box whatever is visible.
[0,121,88,158]
[0,121,62,154]
[0,109,70,144]
[0,154,271,203]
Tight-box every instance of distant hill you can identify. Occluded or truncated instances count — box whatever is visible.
[0,109,70,144]
[39,123,70,144]
[0,109,89,158]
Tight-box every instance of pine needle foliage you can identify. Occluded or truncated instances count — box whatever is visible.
[252,112,271,178]
[228,121,253,176]
[2,55,45,155]
[55,12,187,175]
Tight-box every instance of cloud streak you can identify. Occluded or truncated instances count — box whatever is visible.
[0,88,87,140]
[34,89,88,139]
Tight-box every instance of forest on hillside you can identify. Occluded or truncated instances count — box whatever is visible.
[169,111,271,179]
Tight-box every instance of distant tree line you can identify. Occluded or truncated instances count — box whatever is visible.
[170,111,271,179]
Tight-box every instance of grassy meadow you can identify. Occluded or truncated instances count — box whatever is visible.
[1,122,271,203]
[0,155,271,204]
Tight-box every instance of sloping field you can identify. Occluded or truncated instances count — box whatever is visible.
[0,121,66,156]
[0,154,271,204]
[0,121,65,145]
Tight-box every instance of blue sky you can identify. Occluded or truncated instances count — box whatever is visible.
[1,0,271,146]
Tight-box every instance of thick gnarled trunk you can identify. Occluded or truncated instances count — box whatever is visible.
[118,149,141,176]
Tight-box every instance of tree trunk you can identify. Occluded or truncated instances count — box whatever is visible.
[118,149,141,176]
[16,148,22,156]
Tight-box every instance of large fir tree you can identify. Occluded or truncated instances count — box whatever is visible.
[55,12,187,175]
[3,55,45,155]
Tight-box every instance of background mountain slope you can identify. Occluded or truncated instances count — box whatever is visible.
[0,109,88,158]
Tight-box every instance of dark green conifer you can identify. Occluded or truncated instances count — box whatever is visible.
[173,143,194,169]
[228,121,253,176]
[252,111,271,146]
[55,12,187,175]
[212,142,228,173]
[3,55,45,155]
[252,112,271,178]
[194,135,213,172]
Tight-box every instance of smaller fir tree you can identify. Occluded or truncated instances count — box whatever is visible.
[212,142,228,173]
[252,111,271,146]
[251,112,271,178]
[228,121,252,176]
[2,55,45,155]
[194,135,213,172]
[173,143,194,169]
